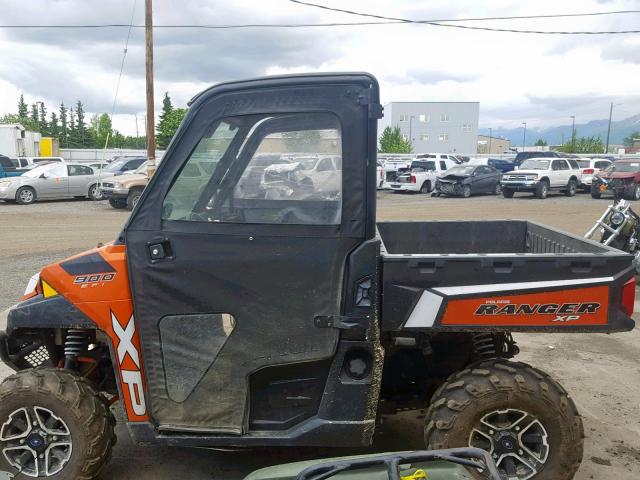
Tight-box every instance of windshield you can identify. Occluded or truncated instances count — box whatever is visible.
[411,160,435,171]
[605,162,640,173]
[22,163,57,178]
[577,160,591,168]
[445,165,476,176]
[519,159,550,170]
[133,161,149,174]
[104,158,135,172]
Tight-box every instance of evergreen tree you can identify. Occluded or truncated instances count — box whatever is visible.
[30,104,39,125]
[59,103,68,147]
[75,100,89,147]
[17,94,28,118]
[156,92,175,149]
[49,112,60,138]
[68,108,77,147]
[38,102,48,136]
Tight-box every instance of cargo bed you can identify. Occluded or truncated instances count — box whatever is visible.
[378,220,635,332]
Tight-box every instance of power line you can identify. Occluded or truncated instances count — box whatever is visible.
[0,6,639,34]
[288,0,640,34]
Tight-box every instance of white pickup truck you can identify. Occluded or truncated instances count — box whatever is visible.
[389,155,458,193]
[501,157,582,199]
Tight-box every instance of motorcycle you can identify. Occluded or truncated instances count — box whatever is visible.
[586,199,640,274]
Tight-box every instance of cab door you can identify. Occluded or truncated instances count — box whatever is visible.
[66,164,95,196]
[123,74,380,435]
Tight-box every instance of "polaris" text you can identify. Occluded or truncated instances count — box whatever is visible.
[474,302,601,316]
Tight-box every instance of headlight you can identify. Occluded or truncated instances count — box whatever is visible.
[525,175,538,181]
[24,272,40,296]
[0,181,12,187]
[610,211,626,226]
[112,183,122,189]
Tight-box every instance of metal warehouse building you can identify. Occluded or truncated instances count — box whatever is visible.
[379,102,479,154]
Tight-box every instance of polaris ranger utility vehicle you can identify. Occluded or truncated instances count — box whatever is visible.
[0,73,636,480]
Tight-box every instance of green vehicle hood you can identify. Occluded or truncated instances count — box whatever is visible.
[243,451,474,480]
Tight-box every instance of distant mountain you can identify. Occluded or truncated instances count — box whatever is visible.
[480,114,640,146]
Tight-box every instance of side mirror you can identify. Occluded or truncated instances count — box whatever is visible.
[39,173,47,179]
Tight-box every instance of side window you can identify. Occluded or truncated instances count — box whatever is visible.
[555,160,569,170]
[568,159,579,170]
[439,161,447,170]
[551,161,560,171]
[164,112,342,225]
[47,164,67,177]
[67,165,93,176]
[20,159,28,167]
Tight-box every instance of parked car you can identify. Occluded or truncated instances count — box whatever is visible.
[15,156,66,170]
[260,156,341,200]
[501,157,582,199]
[0,162,101,204]
[376,160,385,188]
[88,162,109,170]
[513,150,559,167]
[577,158,612,191]
[101,162,149,210]
[378,157,410,187]
[434,164,502,197]
[591,159,640,200]
[468,157,515,173]
[389,156,457,193]
[98,156,146,176]
[0,155,22,179]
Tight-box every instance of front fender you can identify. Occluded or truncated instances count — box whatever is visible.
[6,294,95,334]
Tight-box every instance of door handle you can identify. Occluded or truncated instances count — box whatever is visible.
[147,239,173,262]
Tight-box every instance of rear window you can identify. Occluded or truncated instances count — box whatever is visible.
[411,161,435,171]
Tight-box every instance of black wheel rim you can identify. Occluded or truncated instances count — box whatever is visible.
[0,406,73,477]
[469,408,549,480]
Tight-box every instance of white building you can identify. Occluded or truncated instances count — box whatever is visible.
[0,124,42,157]
[379,102,480,154]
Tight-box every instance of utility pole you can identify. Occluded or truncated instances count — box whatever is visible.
[145,0,156,176]
[570,115,575,152]
[605,102,613,154]
[488,127,492,154]
[521,122,527,152]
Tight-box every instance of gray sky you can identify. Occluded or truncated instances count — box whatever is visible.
[1,0,639,135]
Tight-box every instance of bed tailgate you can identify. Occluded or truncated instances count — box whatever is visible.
[381,255,636,333]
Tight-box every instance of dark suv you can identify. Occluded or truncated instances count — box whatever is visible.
[514,151,559,167]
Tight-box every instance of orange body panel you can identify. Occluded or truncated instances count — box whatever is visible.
[39,244,149,422]
[442,286,610,327]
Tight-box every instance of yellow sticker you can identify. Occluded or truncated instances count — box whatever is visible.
[400,469,427,480]
[42,280,59,298]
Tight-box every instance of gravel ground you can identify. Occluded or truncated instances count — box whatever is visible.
[0,192,639,479]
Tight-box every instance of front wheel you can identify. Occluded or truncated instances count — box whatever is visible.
[0,369,116,479]
[494,182,502,195]
[424,360,583,480]
[420,181,431,194]
[15,186,36,205]
[502,187,514,198]
[108,198,127,209]
[631,183,640,201]
[535,181,549,199]
[462,185,471,198]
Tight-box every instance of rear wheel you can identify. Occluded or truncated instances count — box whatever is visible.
[565,179,577,197]
[424,360,583,480]
[502,187,514,198]
[126,188,143,210]
[88,184,102,201]
[0,369,116,479]
[535,181,549,199]
[420,181,431,194]
[16,187,36,205]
